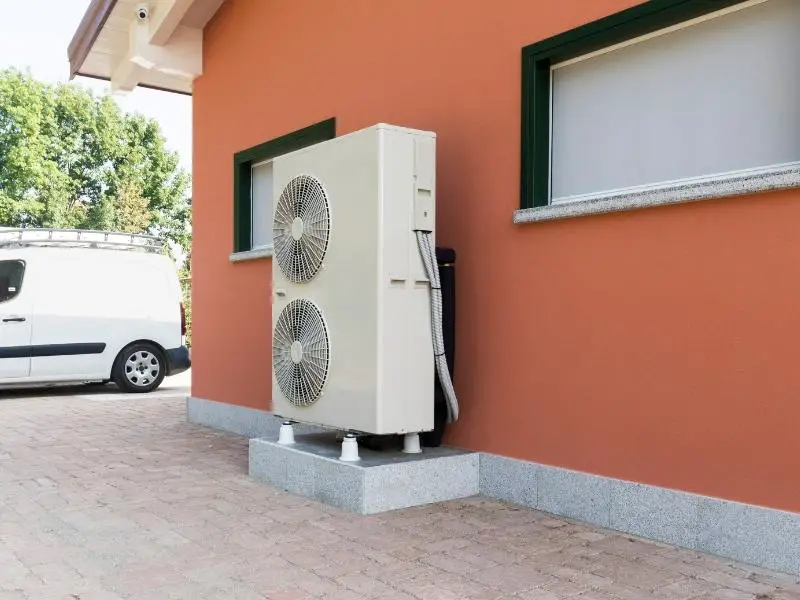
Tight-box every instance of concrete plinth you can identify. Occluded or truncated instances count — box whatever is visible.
[249,431,479,514]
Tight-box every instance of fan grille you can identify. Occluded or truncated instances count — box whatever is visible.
[273,174,330,283]
[272,298,330,407]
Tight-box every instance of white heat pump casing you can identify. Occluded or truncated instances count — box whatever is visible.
[271,124,436,435]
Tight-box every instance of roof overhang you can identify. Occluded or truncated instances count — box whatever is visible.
[67,0,226,95]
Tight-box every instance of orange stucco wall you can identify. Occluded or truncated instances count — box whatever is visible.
[192,0,800,513]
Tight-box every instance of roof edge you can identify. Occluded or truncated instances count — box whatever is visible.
[74,72,193,96]
[68,0,119,80]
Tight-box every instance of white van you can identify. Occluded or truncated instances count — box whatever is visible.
[0,229,190,393]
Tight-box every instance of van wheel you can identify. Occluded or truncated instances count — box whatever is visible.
[113,343,166,393]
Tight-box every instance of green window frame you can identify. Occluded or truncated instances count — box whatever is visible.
[520,0,754,210]
[233,118,336,254]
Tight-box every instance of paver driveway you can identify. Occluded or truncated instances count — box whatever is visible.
[1,390,799,600]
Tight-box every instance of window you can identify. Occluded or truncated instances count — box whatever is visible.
[520,0,800,213]
[251,160,274,249]
[233,118,336,257]
[0,260,25,303]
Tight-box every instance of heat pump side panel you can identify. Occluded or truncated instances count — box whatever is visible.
[376,127,436,434]
[271,127,382,433]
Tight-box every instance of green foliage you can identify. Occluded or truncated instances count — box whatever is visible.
[179,254,192,347]
[0,67,191,253]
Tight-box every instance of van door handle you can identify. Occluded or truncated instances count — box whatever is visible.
[2,317,26,323]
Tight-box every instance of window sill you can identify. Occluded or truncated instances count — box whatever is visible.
[514,162,800,224]
[229,246,273,262]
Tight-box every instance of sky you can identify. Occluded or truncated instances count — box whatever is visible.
[0,0,193,175]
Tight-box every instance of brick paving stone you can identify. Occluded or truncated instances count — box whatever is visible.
[588,554,685,591]
[652,577,724,599]
[692,590,758,600]
[2,392,800,600]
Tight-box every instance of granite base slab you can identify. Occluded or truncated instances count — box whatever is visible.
[249,432,479,514]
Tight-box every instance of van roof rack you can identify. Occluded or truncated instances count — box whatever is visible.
[0,228,164,253]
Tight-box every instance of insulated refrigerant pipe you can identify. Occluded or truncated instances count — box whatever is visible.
[415,230,459,423]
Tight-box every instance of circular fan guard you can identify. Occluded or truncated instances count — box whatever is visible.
[272,298,330,406]
[273,174,330,283]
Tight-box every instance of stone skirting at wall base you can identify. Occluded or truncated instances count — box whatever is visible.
[479,454,800,577]
[186,395,325,438]
[187,396,800,576]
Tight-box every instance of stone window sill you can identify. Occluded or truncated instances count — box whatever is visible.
[514,162,800,224]
[229,246,273,262]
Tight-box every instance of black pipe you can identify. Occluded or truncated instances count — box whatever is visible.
[421,246,456,448]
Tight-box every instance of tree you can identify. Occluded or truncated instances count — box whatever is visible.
[113,179,151,234]
[178,252,192,347]
[0,68,191,254]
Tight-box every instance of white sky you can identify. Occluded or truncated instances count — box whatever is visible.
[0,0,193,175]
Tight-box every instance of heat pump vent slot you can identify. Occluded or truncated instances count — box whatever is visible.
[273,174,330,283]
[272,298,330,407]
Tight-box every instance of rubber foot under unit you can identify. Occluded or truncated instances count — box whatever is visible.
[278,421,295,445]
[340,433,360,462]
[402,432,422,454]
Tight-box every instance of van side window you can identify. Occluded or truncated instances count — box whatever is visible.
[0,260,25,303]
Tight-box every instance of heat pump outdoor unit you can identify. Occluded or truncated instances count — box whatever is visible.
[270,123,457,436]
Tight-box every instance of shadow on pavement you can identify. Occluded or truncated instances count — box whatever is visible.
[0,370,191,400]
[1,382,121,399]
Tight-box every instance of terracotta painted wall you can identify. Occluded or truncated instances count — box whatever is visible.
[192,0,800,512]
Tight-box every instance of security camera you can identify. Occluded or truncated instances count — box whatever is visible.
[136,4,150,22]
